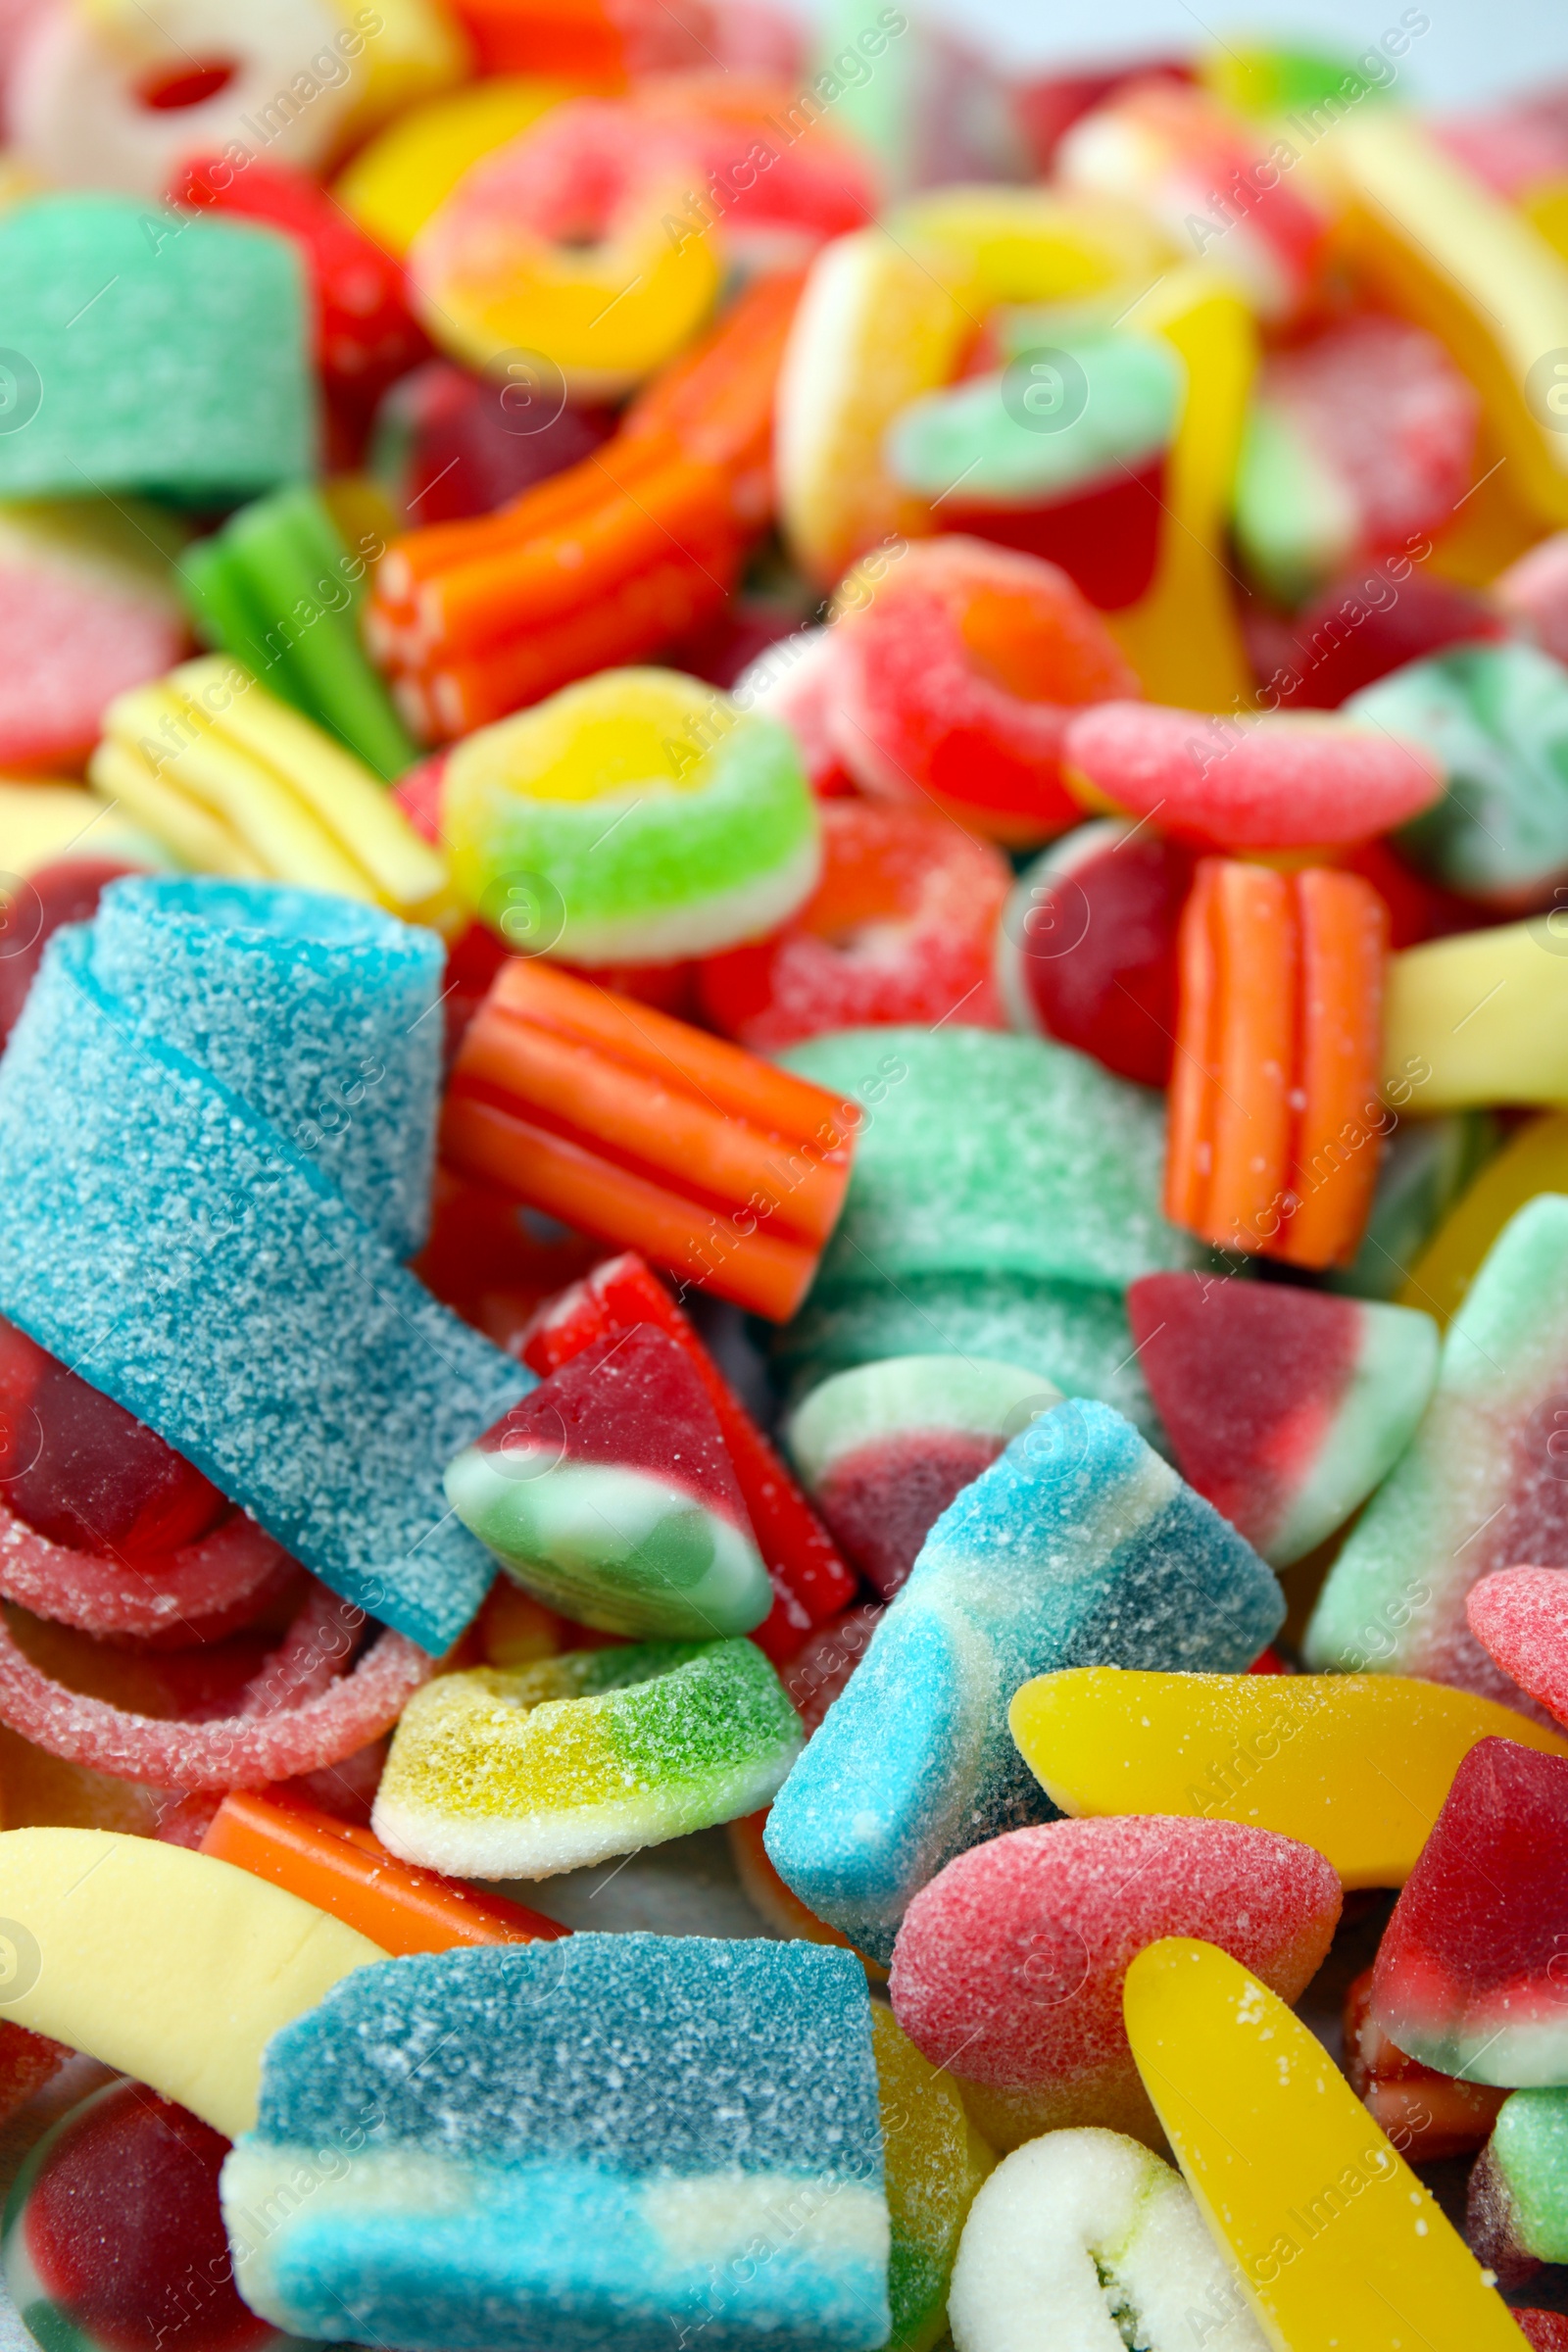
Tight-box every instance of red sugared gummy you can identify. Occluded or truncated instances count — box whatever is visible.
[1342,1967,1503,2162]
[1498,532,1568,670]
[1371,1738,1568,2087]
[941,453,1167,612]
[371,359,616,526]
[697,801,1009,1049]
[888,1815,1341,2143]
[1516,2316,1568,2351]
[997,818,1191,1087]
[1469,1567,1568,1730]
[3,2079,285,2350]
[0,859,143,1051]
[809,1427,1005,1600]
[1249,567,1505,710]
[0,1314,227,1563]
[831,536,1142,842]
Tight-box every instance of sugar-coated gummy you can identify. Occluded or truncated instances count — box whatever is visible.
[763,1399,1283,1961]
[869,2004,995,2352]
[221,1936,891,2351]
[1470,2086,1568,2278]
[0,196,315,499]
[780,1027,1196,1297]
[0,880,528,1652]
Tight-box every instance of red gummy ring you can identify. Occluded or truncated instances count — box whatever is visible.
[0,1499,294,1645]
[830,536,1141,846]
[698,800,1009,1048]
[0,1589,432,1788]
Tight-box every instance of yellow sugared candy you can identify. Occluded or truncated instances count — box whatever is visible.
[1102,267,1257,711]
[90,657,454,930]
[1401,1110,1568,1327]
[871,2005,995,2352]
[776,227,974,585]
[334,75,584,257]
[1328,108,1568,527]
[0,782,165,877]
[0,1828,385,2136]
[1124,1938,1531,2352]
[888,185,1171,310]
[1009,1668,1568,1886]
[1382,920,1568,1109]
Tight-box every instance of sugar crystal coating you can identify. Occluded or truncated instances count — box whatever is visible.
[222,1936,891,2351]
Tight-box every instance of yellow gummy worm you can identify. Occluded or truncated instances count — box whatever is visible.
[1009,1668,1568,1886]
[1124,1939,1531,2351]
[0,1829,386,2137]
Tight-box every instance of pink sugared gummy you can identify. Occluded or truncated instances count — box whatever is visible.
[1062,700,1444,849]
[0,560,186,772]
[1469,1566,1568,1729]
[888,1815,1341,2145]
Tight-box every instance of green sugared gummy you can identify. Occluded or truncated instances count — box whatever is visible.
[1352,641,1568,905]
[1232,397,1355,606]
[886,334,1181,507]
[0,196,315,500]
[781,1027,1196,1298]
[180,487,416,782]
[1487,2088,1568,2262]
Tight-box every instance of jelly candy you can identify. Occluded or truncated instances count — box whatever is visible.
[1165,861,1390,1267]
[948,2129,1269,2352]
[995,819,1190,1090]
[1123,1938,1527,2351]
[519,1250,858,1658]
[775,226,973,584]
[1498,531,1568,668]
[0,877,527,1651]
[447,1324,772,1641]
[202,1788,565,1955]
[3,2079,294,2352]
[889,1816,1340,2151]
[449,0,713,77]
[1250,564,1506,712]
[371,356,614,526]
[1383,923,1568,1110]
[731,627,858,797]
[442,956,858,1321]
[0,497,189,772]
[1010,1668,1568,1886]
[829,535,1142,844]
[698,800,1010,1049]
[335,74,587,257]
[1064,701,1444,850]
[870,2002,995,2352]
[373,1639,803,1877]
[763,1399,1283,1962]
[222,1936,890,2351]
[1469,1566,1568,1727]
[1469,2086,1568,2282]
[784,1354,1056,1599]
[409,96,721,397]
[1344,1968,1505,2163]
[177,485,416,781]
[1371,1737,1568,2086]
[630,73,878,270]
[92,658,451,926]
[0,196,314,500]
[441,666,819,963]
[1351,641,1568,908]
[1233,316,1479,606]
[1307,1194,1568,1701]
[887,183,1169,312]
[1126,1273,1439,1562]
[781,1026,1194,1298]
[0,1827,385,2136]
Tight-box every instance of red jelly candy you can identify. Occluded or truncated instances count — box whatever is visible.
[1470,1566,1568,1730]
[371,359,617,527]
[830,536,1142,845]
[995,818,1191,1088]
[1249,567,1505,710]
[1516,2317,1568,2350]
[888,1815,1341,2148]
[1342,1967,1503,2163]
[0,1315,226,1564]
[697,801,1009,1050]
[2,2079,289,2350]
[1371,1737,1568,2089]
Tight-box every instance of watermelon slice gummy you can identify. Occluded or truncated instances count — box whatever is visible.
[1371,1737,1568,2089]
[445,1323,773,1641]
[1127,1273,1439,1564]
[785,1354,1059,1597]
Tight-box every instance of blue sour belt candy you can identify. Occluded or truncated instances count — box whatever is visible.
[220,1936,892,2352]
[763,1398,1284,1964]
[0,876,527,1653]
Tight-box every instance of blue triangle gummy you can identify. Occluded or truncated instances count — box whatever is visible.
[0,196,315,500]
[763,1398,1284,1963]
[0,876,527,1653]
[220,1936,892,2352]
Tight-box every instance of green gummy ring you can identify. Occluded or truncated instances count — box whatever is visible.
[443,667,821,964]
[371,1636,805,1881]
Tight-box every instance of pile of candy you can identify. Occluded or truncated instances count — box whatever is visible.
[11,2,1568,2346]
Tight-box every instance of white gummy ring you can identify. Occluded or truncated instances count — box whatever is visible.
[11,0,357,195]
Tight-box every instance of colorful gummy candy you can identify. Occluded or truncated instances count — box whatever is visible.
[11,19,1568,2351]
